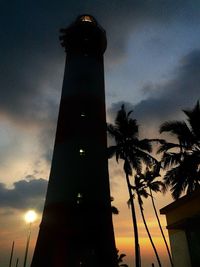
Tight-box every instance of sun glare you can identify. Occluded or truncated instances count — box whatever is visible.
[24,210,37,223]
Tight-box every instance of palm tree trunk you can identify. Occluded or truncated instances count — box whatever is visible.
[125,173,141,267]
[137,192,162,267]
[149,188,174,267]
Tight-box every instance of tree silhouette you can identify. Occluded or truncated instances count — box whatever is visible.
[116,249,129,267]
[111,196,119,215]
[158,101,200,199]
[131,172,162,267]
[141,165,173,267]
[107,105,156,267]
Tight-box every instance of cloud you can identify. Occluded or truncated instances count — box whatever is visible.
[0,177,48,212]
[39,126,56,163]
[133,49,200,123]
[0,1,199,167]
[108,49,200,136]
[0,1,199,126]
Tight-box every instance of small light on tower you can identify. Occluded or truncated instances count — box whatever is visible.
[81,112,86,117]
[77,193,83,204]
[79,148,85,156]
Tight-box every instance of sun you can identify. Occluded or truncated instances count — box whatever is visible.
[24,210,37,223]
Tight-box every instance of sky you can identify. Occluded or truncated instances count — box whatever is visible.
[0,1,200,267]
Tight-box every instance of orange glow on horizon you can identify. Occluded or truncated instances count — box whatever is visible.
[115,236,169,255]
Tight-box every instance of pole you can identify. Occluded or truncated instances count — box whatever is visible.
[9,241,15,267]
[23,223,31,267]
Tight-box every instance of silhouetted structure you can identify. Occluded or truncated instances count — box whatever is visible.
[31,15,117,267]
[160,188,200,267]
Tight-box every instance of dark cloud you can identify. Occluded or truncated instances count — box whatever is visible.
[0,177,48,212]
[0,0,199,126]
[108,49,200,132]
[39,126,56,164]
[133,49,200,124]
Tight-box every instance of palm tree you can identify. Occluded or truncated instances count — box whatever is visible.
[116,249,129,267]
[132,172,162,267]
[111,196,119,215]
[158,101,200,199]
[107,105,156,267]
[142,165,173,267]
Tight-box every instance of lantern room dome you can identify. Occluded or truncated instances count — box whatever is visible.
[79,15,95,23]
[60,14,107,54]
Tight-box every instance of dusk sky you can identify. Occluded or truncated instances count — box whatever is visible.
[0,1,200,267]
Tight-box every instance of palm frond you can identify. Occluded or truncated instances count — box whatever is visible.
[160,121,186,134]
[138,188,149,199]
[157,141,182,154]
[118,253,126,262]
[107,123,117,136]
[183,100,200,140]
[117,249,129,266]
[164,151,200,199]
[170,173,186,200]
[127,119,139,138]
[161,182,167,194]
[107,124,123,143]
[159,102,200,200]
[137,194,144,207]
[116,149,121,163]
[152,161,162,176]
[160,121,194,148]
[164,165,187,199]
[124,160,132,176]
[111,206,119,215]
[148,181,162,192]
[161,152,182,168]
[130,155,142,173]
[133,149,156,167]
[107,146,117,159]
[127,196,135,208]
[115,105,127,129]
[163,167,178,186]
[137,138,152,153]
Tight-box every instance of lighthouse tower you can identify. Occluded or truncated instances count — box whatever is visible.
[31,15,117,267]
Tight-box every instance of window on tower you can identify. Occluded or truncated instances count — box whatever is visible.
[77,193,83,204]
[79,148,85,156]
[81,112,86,117]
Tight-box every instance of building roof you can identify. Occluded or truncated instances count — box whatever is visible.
[160,188,200,214]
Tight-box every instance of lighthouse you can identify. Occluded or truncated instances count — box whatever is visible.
[31,15,117,267]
